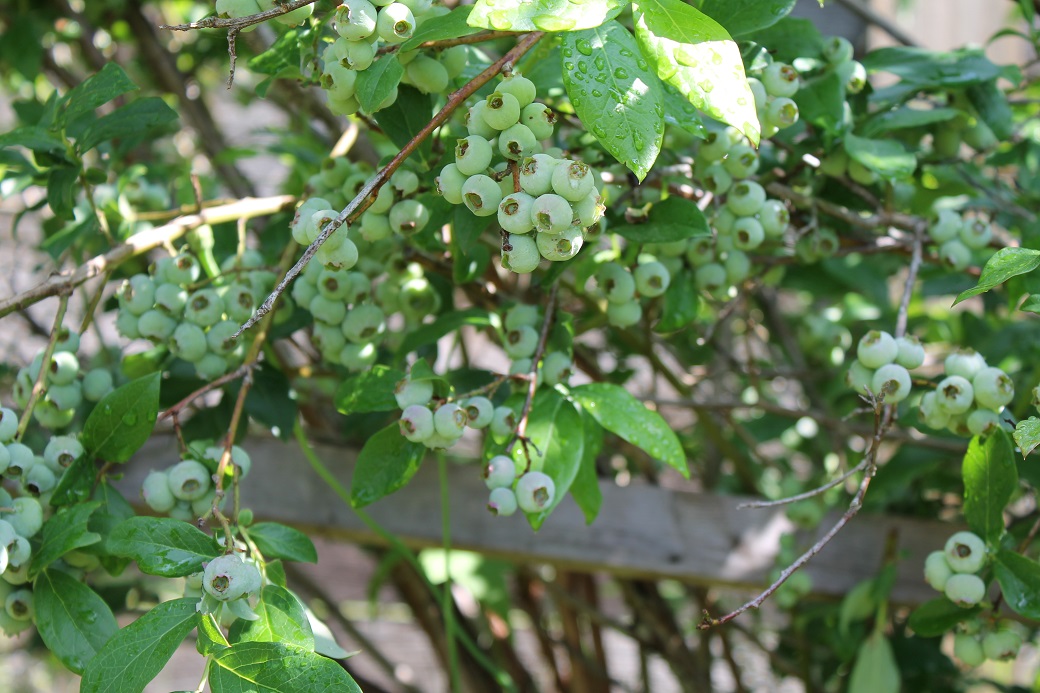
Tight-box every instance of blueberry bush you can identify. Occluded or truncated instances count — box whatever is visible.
[1,0,1040,690]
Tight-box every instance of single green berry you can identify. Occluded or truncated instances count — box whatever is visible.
[939,239,972,270]
[203,554,262,602]
[521,102,556,140]
[43,435,83,471]
[924,550,952,591]
[732,217,765,251]
[6,497,43,538]
[167,253,202,285]
[727,181,767,216]
[531,193,573,234]
[497,74,536,108]
[481,91,521,130]
[822,36,854,64]
[871,363,911,403]
[433,403,467,439]
[455,135,494,177]
[483,455,516,490]
[462,396,494,429]
[142,469,177,513]
[519,154,559,196]
[342,304,386,343]
[766,96,799,129]
[461,174,503,217]
[574,190,604,228]
[466,101,498,139]
[550,160,596,202]
[498,123,540,161]
[515,471,555,513]
[634,262,671,298]
[722,144,760,179]
[499,192,536,235]
[395,377,434,409]
[972,366,1014,410]
[436,164,467,204]
[982,630,1022,661]
[606,300,642,328]
[504,325,539,359]
[138,310,178,343]
[388,199,430,235]
[502,234,540,274]
[536,226,583,261]
[488,487,518,516]
[953,634,985,667]
[168,459,212,502]
[171,322,208,362]
[936,375,974,414]
[761,62,799,98]
[945,531,987,573]
[489,406,517,438]
[857,330,897,369]
[894,335,925,369]
[222,284,255,323]
[945,349,987,380]
[24,464,56,496]
[930,209,962,243]
[966,408,1002,436]
[541,351,572,386]
[47,351,80,386]
[695,263,728,293]
[184,289,224,328]
[944,573,986,607]
[959,217,992,250]
[406,55,449,94]
[399,404,435,442]
[918,391,950,429]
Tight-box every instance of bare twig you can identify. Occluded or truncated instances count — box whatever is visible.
[157,363,257,423]
[894,224,925,339]
[234,31,545,339]
[15,292,71,441]
[737,458,870,509]
[507,281,559,464]
[161,0,319,32]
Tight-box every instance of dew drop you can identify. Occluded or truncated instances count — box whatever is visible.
[575,38,593,56]
[591,89,603,98]
[562,46,574,58]
[564,61,575,71]
[578,60,588,74]
[613,67,629,80]
[593,55,607,71]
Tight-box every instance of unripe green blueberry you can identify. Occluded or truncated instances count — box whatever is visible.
[482,91,521,130]
[972,366,1014,411]
[118,274,155,316]
[142,469,176,513]
[504,325,539,359]
[455,135,494,176]
[0,409,17,443]
[184,289,224,328]
[945,531,987,573]
[541,351,572,386]
[168,459,212,502]
[333,0,378,39]
[731,217,765,251]
[317,269,352,301]
[462,397,494,429]
[406,55,449,94]
[342,304,386,343]
[953,634,985,667]
[686,237,716,267]
[936,375,974,415]
[721,250,749,285]
[487,487,518,516]
[607,300,642,328]
[310,294,348,325]
[497,74,536,109]
[967,409,1002,436]
[5,589,33,621]
[436,164,466,204]
[137,310,178,343]
[722,144,760,179]
[959,217,992,250]
[46,381,82,411]
[502,233,540,274]
[433,403,467,439]
[531,194,573,234]
[924,550,953,591]
[762,62,799,97]
[45,351,78,387]
[537,225,583,262]
[893,335,925,369]
[5,443,35,479]
[945,349,987,380]
[376,3,415,43]
[43,435,83,471]
[364,183,395,217]
[490,406,517,438]
[521,102,556,140]
[202,445,252,479]
[918,391,950,429]
[515,471,555,513]
[5,497,43,538]
[154,283,188,316]
[939,239,972,270]
[79,369,112,403]
[504,304,539,330]
[388,199,430,236]
[322,62,358,101]
[982,630,1021,662]
[499,192,536,235]
[845,360,873,395]
[204,553,262,602]
[222,284,255,323]
[216,0,263,19]
[461,174,503,217]
[399,404,435,442]
[574,190,605,229]
[0,447,9,476]
[439,45,468,79]
[168,253,202,285]
[823,36,854,64]
[758,199,789,237]
[930,209,962,243]
[318,237,360,271]
[519,154,559,196]
[871,363,912,403]
[206,321,240,357]
[857,330,897,369]
[24,464,56,496]
[698,129,734,161]
[766,96,799,129]
[170,323,208,363]
[34,399,75,430]
[727,181,767,217]
[550,160,596,202]
[499,123,540,161]
[695,262,728,293]
[633,261,671,298]
[945,573,986,607]
[395,377,434,409]
[115,310,141,340]
[313,323,347,358]
[483,455,516,490]
[466,101,498,139]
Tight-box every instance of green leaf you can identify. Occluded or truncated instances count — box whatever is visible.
[351,423,426,508]
[196,613,231,656]
[248,28,305,78]
[908,597,980,637]
[655,268,699,333]
[335,365,407,416]
[373,85,433,164]
[0,126,68,154]
[34,568,118,674]
[697,0,796,37]
[847,629,900,693]
[47,165,80,220]
[59,62,138,123]
[661,82,706,136]
[228,585,314,649]
[511,390,584,530]
[355,55,404,114]
[81,372,160,463]
[572,382,688,477]
[954,247,1040,305]
[613,197,710,244]
[862,106,962,137]
[108,517,220,577]
[570,410,603,524]
[633,0,760,145]
[843,133,917,179]
[1021,295,1040,314]
[861,46,1001,88]
[745,17,823,65]
[396,307,496,360]
[1014,417,1040,458]
[50,452,95,505]
[400,5,477,51]
[994,549,1040,619]
[962,431,1016,544]
[247,522,318,564]
[88,482,136,575]
[77,97,178,153]
[80,598,198,693]
[209,642,362,693]
[794,72,846,133]
[29,501,102,578]
[467,0,625,32]
[561,22,664,181]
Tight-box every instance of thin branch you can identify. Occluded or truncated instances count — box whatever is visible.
[507,282,559,464]
[0,195,295,319]
[737,458,869,509]
[157,363,257,423]
[161,0,319,32]
[234,31,545,339]
[766,182,921,234]
[15,292,71,441]
[894,224,925,339]
[378,30,524,55]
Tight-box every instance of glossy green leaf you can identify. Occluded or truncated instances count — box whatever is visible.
[569,410,603,524]
[634,0,760,145]
[844,133,917,179]
[247,522,318,564]
[108,517,220,577]
[1014,417,1040,458]
[401,5,477,51]
[355,55,404,114]
[511,390,584,530]
[47,165,79,219]
[59,62,137,123]
[861,46,1002,88]
[81,372,160,463]
[955,247,1040,305]
[661,82,706,135]
[50,453,95,505]
[80,598,198,693]
[0,125,67,154]
[656,268,699,333]
[34,568,118,674]
[335,365,407,416]
[196,613,231,656]
[209,642,362,693]
[745,17,823,64]
[847,629,900,693]
[351,423,426,508]
[572,383,688,477]
[29,501,101,578]
[613,197,710,244]
[863,106,962,137]
[962,431,1016,544]
[77,97,178,153]
[373,85,433,163]
[396,308,496,360]
[561,22,664,181]
[228,585,314,649]
[908,597,980,637]
[467,0,624,32]
[248,28,306,79]
[994,549,1040,619]
[697,0,796,37]
[794,72,846,133]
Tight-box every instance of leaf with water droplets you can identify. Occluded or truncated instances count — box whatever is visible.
[468,0,625,32]
[561,22,664,181]
[572,383,688,478]
[209,642,363,692]
[633,0,760,145]
[108,516,221,577]
[81,372,160,464]
[34,568,118,674]
[994,550,1040,620]
[1014,417,1040,458]
[228,585,315,650]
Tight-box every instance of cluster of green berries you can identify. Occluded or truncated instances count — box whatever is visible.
[321,0,466,115]
[435,74,605,272]
[141,445,252,523]
[924,531,988,607]
[12,333,114,430]
[215,0,314,29]
[396,374,492,451]
[116,250,276,380]
[928,208,993,271]
[951,618,1029,667]
[482,456,555,517]
[846,329,925,404]
[746,60,803,139]
[186,541,265,625]
[498,304,573,387]
[589,258,673,328]
[918,349,1013,437]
